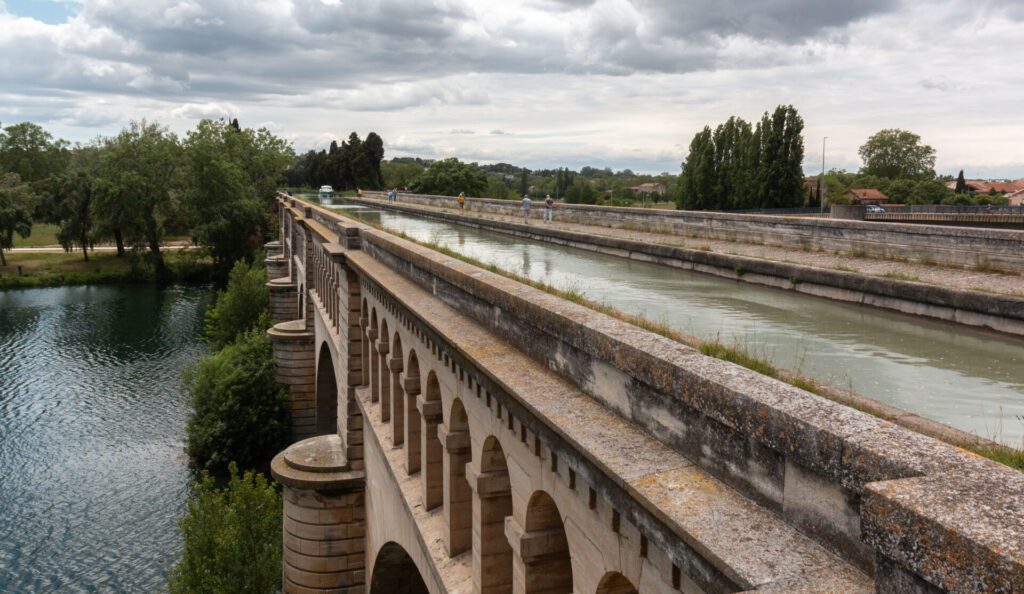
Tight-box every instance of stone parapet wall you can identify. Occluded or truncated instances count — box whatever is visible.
[364,190,1024,274]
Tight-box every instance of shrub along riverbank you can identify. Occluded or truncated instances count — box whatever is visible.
[169,258,291,594]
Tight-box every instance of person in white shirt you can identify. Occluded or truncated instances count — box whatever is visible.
[521,194,532,223]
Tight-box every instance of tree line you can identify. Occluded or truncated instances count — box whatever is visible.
[678,105,806,211]
[285,132,385,191]
[0,118,293,275]
[823,128,1009,206]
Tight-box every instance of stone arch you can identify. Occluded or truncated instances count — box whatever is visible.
[369,309,380,402]
[522,490,573,594]
[421,371,444,510]
[596,572,638,594]
[379,319,391,422]
[369,541,428,594]
[390,331,405,446]
[404,350,422,474]
[443,398,472,556]
[314,342,338,436]
[475,436,513,594]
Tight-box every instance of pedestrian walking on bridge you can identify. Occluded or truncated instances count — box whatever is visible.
[544,194,554,222]
[521,194,532,223]
[458,192,466,210]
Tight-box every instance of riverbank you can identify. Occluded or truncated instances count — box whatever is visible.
[348,194,1024,336]
[0,250,214,289]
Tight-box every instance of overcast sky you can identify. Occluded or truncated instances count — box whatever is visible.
[1,0,1022,176]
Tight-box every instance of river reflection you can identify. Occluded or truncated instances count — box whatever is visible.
[0,284,213,592]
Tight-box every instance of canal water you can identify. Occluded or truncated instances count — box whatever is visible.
[335,203,1024,447]
[0,284,213,592]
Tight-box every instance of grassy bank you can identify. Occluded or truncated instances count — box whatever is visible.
[0,249,214,289]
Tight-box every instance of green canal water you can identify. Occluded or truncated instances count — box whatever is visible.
[0,284,213,592]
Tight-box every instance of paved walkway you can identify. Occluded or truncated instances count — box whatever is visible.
[357,196,1024,297]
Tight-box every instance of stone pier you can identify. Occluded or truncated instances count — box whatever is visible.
[271,434,367,594]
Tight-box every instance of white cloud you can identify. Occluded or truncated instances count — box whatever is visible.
[0,0,1021,176]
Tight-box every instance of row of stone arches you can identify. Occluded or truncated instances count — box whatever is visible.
[357,296,643,594]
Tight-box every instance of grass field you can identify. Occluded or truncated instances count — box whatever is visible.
[12,224,61,247]
[0,249,213,288]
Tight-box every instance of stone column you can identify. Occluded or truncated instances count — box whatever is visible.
[404,377,422,475]
[268,320,316,442]
[272,434,366,594]
[268,276,299,324]
[378,342,391,423]
[389,355,404,446]
[505,516,572,594]
[418,396,444,510]
[438,423,472,557]
[467,462,514,594]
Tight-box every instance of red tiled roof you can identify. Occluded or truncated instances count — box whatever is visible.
[846,188,889,201]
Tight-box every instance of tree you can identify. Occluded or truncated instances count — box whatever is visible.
[679,127,715,209]
[410,157,487,197]
[955,170,967,194]
[183,328,290,474]
[517,170,529,195]
[183,119,292,275]
[0,173,36,266]
[756,105,805,208]
[565,178,596,204]
[858,129,936,180]
[51,147,101,261]
[0,122,69,184]
[167,465,282,594]
[363,132,385,189]
[381,160,424,189]
[204,260,270,350]
[94,121,183,276]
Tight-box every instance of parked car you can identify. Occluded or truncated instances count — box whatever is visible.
[866,205,885,213]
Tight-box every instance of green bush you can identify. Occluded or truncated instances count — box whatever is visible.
[168,464,282,594]
[204,259,269,350]
[184,328,290,474]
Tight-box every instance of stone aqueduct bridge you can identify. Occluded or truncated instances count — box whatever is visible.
[263,194,1023,594]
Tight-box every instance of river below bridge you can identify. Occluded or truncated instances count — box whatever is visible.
[0,284,213,592]
[334,203,1024,447]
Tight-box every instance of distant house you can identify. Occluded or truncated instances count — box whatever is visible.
[944,179,1024,195]
[1007,189,1024,206]
[626,182,667,196]
[845,188,889,205]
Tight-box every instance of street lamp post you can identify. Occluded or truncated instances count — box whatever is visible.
[819,136,828,214]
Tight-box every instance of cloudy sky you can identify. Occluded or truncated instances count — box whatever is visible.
[1,0,1022,176]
